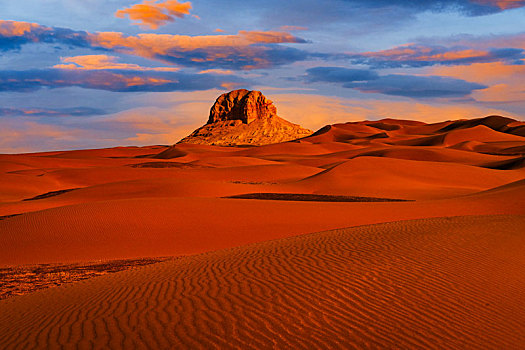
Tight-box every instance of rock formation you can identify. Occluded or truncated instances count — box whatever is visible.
[178,89,313,146]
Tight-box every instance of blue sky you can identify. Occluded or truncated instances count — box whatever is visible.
[1,0,524,152]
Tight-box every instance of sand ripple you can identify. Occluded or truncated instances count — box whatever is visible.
[1,215,524,349]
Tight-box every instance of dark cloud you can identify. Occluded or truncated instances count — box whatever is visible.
[304,66,487,98]
[305,67,379,82]
[0,21,90,52]
[198,0,525,32]
[347,44,525,68]
[0,69,248,92]
[0,107,107,117]
[156,45,308,70]
[344,0,525,16]
[346,74,487,97]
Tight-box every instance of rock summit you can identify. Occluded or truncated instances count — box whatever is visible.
[178,89,312,146]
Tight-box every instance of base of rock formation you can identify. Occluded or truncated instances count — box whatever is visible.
[178,115,312,146]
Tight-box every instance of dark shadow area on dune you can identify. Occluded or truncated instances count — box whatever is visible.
[23,188,79,201]
[225,193,412,202]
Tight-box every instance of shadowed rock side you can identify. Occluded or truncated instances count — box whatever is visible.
[178,89,312,146]
[1,215,524,349]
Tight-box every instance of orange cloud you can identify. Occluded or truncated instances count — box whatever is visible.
[198,69,234,75]
[471,0,525,9]
[430,62,525,103]
[86,30,306,69]
[53,55,180,71]
[0,20,307,70]
[0,20,42,36]
[115,0,192,29]
[88,30,303,53]
[361,44,491,62]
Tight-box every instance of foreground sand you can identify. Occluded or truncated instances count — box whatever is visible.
[1,215,524,349]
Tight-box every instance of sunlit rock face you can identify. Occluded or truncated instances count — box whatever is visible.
[178,89,313,146]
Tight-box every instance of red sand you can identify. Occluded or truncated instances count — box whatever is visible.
[1,117,525,347]
[1,117,524,265]
[1,215,524,348]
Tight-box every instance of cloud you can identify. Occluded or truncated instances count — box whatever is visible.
[304,67,487,98]
[86,30,308,70]
[0,107,107,117]
[344,0,525,15]
[347,74,487,98]
[0,69,248,92]
[348,44,524,68]
[115,0,193,29]
[53,54,180,71]
[430,61,525,103]
[0,20,308,70]
[305,67,379,83]
[0,20,90,51]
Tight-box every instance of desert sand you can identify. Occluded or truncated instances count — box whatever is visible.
[1,116,525,348]
[1,215,524,348]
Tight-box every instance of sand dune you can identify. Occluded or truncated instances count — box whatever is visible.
[1,215,524,349]
[1,178,524,265]
[1,117,524,265]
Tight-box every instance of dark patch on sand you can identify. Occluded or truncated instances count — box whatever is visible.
[23,188,79,201]
[225,193,412,202]
[0,257,173,300]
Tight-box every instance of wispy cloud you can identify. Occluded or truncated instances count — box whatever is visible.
[53,55,180,71]
[348,44,524,68]
[304,67,487,98]
[0,107,107,117]
[0,69,247,92]
[115,0,193,29]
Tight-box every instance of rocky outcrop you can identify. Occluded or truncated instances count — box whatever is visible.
[178,89,312,146]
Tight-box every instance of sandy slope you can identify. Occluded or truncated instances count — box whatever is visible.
[1,215,524,349]
[1,117,524,265]
[1,178,524,265]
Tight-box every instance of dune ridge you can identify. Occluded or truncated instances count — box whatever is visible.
[1,215,524,349]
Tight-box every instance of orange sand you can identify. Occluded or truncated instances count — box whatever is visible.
[1,215,524,348]
[1,116,525,348]
[1,117,524,265]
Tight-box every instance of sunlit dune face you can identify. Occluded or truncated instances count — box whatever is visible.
[115,0,192,29]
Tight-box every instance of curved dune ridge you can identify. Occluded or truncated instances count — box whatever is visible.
[0,116,524,265]
[1,215,524,349]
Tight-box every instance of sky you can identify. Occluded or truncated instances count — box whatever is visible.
[1,0,524,152]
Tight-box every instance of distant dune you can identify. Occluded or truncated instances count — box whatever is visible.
[1,215,524,348]
[1,116,524,265]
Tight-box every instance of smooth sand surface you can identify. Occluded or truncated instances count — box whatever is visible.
[1,215,524,349]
